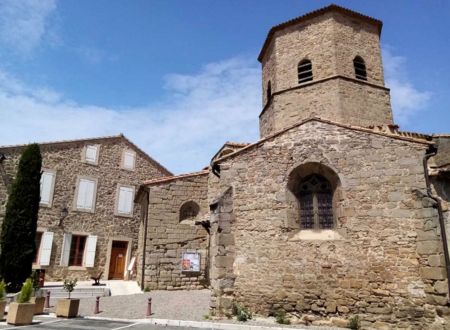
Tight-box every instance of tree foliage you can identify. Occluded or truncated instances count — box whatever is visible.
[0,144,42,292]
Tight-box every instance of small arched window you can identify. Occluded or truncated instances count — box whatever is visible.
[353,56,367,80]
[298,59,313,84]
[179,201,200,222]
[297,174,333,229]
[267,81,272,102]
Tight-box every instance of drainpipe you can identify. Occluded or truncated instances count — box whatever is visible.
[140,189,149,291]
[423,145,450,302]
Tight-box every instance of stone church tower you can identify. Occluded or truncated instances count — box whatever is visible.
[259,5,394,137]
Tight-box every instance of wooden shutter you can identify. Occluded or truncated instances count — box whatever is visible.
[38,232,54,266]
[118,186,134,214]
[60,233,72,266]
[40,171,55,205]
[83,235,97,267]
[123,150,136,169]
[85,145,98,163]
[77,179,95,210]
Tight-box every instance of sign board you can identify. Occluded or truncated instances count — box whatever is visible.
[181,252,200,272]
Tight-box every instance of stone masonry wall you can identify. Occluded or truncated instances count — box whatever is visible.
[210,120,449,329]
[143,173,209,290]
[0,137,168,281]
[259,11,393,138]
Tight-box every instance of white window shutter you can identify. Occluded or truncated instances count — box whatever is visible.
[77,179,95,210]
[85,145,98,163]
[123,150,136,169]
[60,233,72,266]
[118,187,134,214]
[85,180,94,209]
[38,232,54,266]
[83,235,97,267]
[40,172,55,205]
[76,180,87,209]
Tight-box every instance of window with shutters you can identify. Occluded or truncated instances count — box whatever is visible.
[83,144,100,165]
[121,149,136,171]
[115,185,135,217]
[353,56,367,80]
[60,233,97,267]
[180,201,200,222]
[40,169,56,207]
[69,235,86,266]
[74,176,98,212]
[298,59,313,84]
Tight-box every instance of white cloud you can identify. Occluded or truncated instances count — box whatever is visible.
[0,57,261,174]
[383,47,431,125]
[0,0,58,55]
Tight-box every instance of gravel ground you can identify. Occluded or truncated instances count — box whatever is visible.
[48,290,211,320]
[45,290,344,329]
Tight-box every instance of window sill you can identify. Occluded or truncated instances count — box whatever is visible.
[39,203,52,208]
[68,266,87,271]
[73,208,95,214]
[289,229,345,241]
[32,264,49,269]
[114,212,134,218]
[120,166,135,172]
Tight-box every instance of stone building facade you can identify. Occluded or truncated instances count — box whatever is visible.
[0,134,170,282]
[136,170,210,290]
[137,4,450,329]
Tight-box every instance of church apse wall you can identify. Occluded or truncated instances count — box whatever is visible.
[209,120,448,328]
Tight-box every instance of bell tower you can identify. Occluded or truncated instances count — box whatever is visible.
[258,4,393,138]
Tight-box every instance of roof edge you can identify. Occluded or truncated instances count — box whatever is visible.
[213,117,433,164]
[143,169,209,186]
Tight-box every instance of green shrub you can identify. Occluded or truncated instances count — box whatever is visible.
[18,278,33,303]
[233,303,252,322]
[275,309,291,325]
[348,315,361,330]
[0,280,6,300]
[63,279,78,299]
[0,144,42,292]
[144,285,151,292]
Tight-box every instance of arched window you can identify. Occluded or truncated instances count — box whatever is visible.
[298,59,313,84]
[179,201,200,221]
[297,174,334,229]
[353,56,367,80]
[267,81,272,102]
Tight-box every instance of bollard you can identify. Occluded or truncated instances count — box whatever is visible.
[45,290,50,308]
[146,297,152,317]
[94,296,100,314]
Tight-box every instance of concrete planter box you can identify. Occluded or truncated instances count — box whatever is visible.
[30,296,45,314]
[0,300,6,320]
[6,302,35,325]
[56,299,79,318]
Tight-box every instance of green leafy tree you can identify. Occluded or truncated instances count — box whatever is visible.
[0,144,42,292]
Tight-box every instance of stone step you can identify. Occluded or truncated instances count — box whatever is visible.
[42,286,111,299]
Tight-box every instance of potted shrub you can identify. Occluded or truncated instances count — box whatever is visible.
[0,280,6,320]
[30,271,45,315]
[6,278,35,325]
[56,279,79,318]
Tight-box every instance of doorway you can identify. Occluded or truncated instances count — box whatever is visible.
[108,241,128,280]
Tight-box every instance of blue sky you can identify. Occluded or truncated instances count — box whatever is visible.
[0,0,449,174]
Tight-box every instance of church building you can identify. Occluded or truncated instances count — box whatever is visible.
[137,4,450,329]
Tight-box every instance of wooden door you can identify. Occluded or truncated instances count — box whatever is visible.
[108,241,128,280]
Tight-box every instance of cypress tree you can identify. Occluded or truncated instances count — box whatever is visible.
[0,144,42,292]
